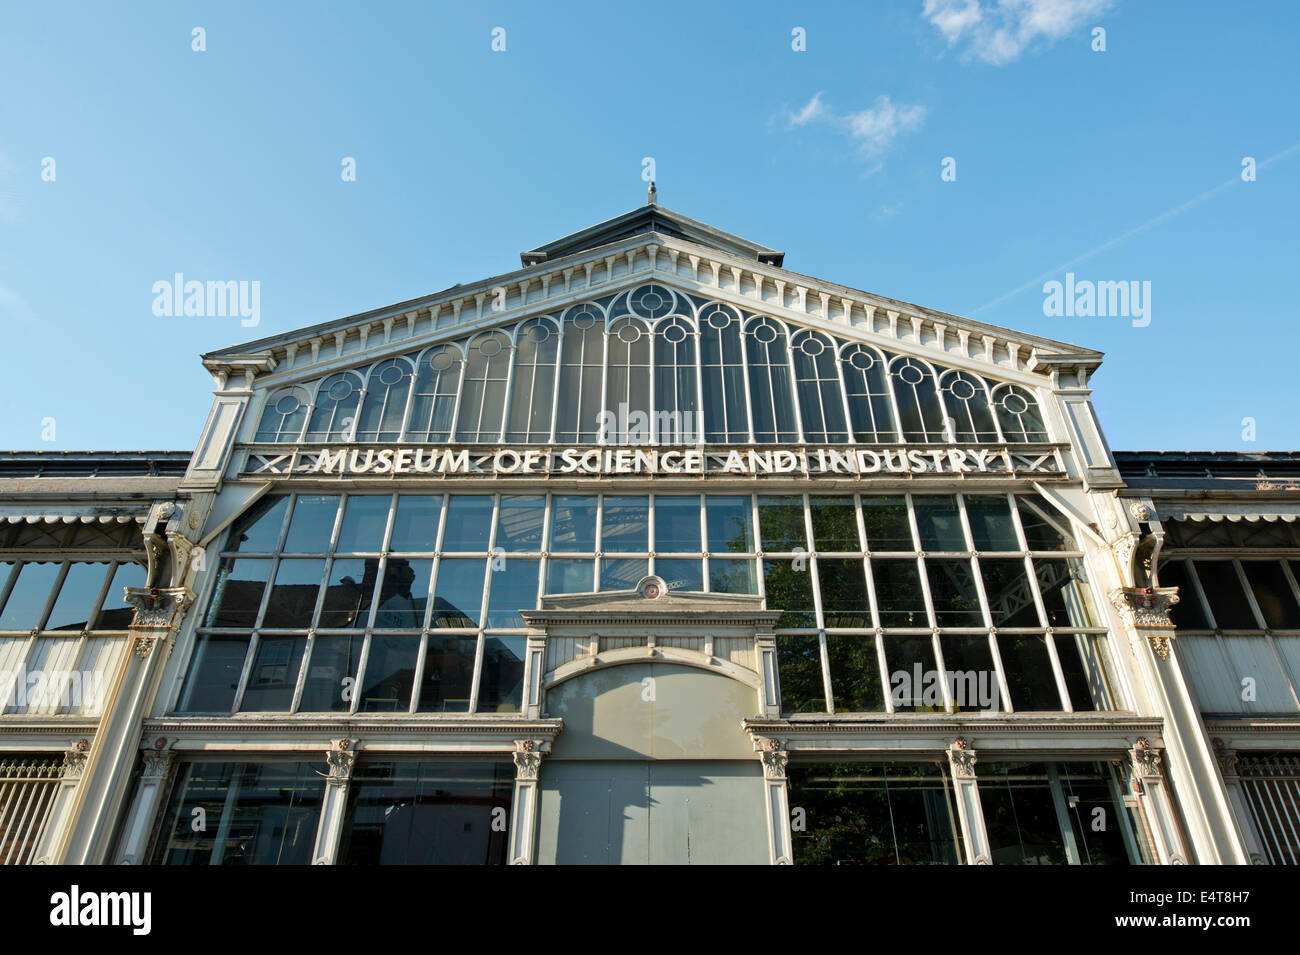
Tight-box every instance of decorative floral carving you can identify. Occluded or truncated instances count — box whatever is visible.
[1131,737,1162,778]
[1129,502,1153,522]
[948,737,977,778]
[758,737,788,779]
[1109,587,1180,659]
[141,749,176,778]
[513,739,543,780]
[62,746,89,780]
[1212,738,1239,779]
[325,739,356,781]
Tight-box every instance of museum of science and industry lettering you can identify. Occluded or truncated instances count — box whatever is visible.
[2,197,1298,866]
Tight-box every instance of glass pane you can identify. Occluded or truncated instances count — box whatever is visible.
[318,558,376,628]
[818,559,872,627]
[811,497,860,551]
[997,634,1063,710]
[0,561,61,630]
[884,635,941,711]
[925,559,983,626]
[1016,498,1071,551]
[861,496,913,550]
[1055,633,1115,711]
[706,495,753,553]
[205,558,271,628]
[486,560,538,628]
[913,496,965,551]
[1058,763,1132,864]
[44,562,109,631]
[1158,560,1210,629]
[787,763,962,865]
[389,495,442,552]
[298,635,364,712]
[1037,557,1100,627]
[709,558,758,594]
[964,494,1018,551]
[600,558,647,591]
[431,559,486,627]
[549,496,597,552]
[339,761,512,865]
[980,558,1041,627]
[545,558,594,595]
[777,634,826,713]
[758,495,806,551]
[263,558,325,629]
[442,496,493,552]
[496,496,545,552]
[176,633,251,712]
[654,496,701,552]
[602,496,648,552]
[980,763,1068,865]
[763,560,815,628]
[335,496,391,553]
[227,496,289,553]
[418,635,477,713]
[151,762,323,865]
[283,495,339,553]
[872,559,926,627]
[1242,561,1300,629]
[95,561,147,628]
[358,634,419,712]
[656,558,703,593]
[827,635,884,712]
[1194,561,1258,629]
[373,558,432,628]
[240,635,307,711]
[479,635,526,712]
[940,635,1002,712]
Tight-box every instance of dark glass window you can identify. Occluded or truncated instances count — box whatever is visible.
[241,635,307,711]
[810,496,860,551]
[763,560,815,628]
[709,558,758,594]
[431,559,485,627]
[263,558,325,629]
[602,496,649,552]
[496,496,545,552]
[44,562,109,631]
[418,635,477,713]
[964,495,1018,551]
[913,496,965,551]
[940,635,1001,712]
[600,558,647,591]
[358,634,419,712]
[549,496,597,552]
[872,559,927,627]
[884,635,940,712]
[176,633,251,712]
[283,495,339,553]
[339,761,512,865]
[545,558,594,594]
[925,559,983,627]
[486,560,538,627]
[205,558,270,628]
[818,559,872,627]
[979,558,1040,627]
[373,558,431,628]
[227,496,289,553]
[1194,561,1258,629]
[758,496,806,551]
[388,495,442,552]
[656,558,703,592]
[478,635,526,712]
[706,496,753,553]
[95,561,147,629]
[298,635,363,712]
[318,558,376,628]
[997,634,1063,711]
[861,496,913,550]
[1242,561,1300,629]
[1016,498,1070,551]
[980,763,1068,865]
[827,636,884,712]
[1037,558,1098,627]
[336,496,391,552]
[654,496,701,552]
[777,634,826,714]
[0,562,61,630]
[1158,560,1210,629]
[152,761,323,865]
[442,496,493,552]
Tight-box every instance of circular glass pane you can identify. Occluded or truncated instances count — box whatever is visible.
[570,308,597,330]
[274,394,301,415]
[429,351,454,371]
[897,363,925,385]
[327,379,354,401]
[848,349,874,371]
[378,364,405,385]
[477,336,504,357]
[752,322,778,344]
[617,323,642,344]
[706,307,732,330]
[662,322,687,344]
[1001,391,1030,415]
[525,322,551,344]
[949,377,977,400]
[799,336,825,357]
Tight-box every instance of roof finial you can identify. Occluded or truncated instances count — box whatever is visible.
[646,181,657,206]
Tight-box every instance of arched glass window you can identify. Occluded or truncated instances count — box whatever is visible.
[653,316,699,445]
[406,345,462,442]
[792,330,848,442]
[698,302,749,443]
[455,331,511,441]
[889,357,946,443]
[306,371,364,442]
[604,316,651,443]
[992,384,1050,442]
[939,369,998,442]
[840,344,897,442]
[356,357,414,442]
[555,303,605,443]
[256,386,310,443]
[506,317,559,442]
[745,316,798,443]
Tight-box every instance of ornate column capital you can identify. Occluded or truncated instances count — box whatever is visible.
[124,585,194,658]
[947,736,978,779]
[325,738,356,782]
[1129,737,1163,786]
[512,739,548,780]
[1212,738,1240,780]
[753,736,788,780]
[62,738,91,780]
[1109,586,1180,659]
[140,737,176,779]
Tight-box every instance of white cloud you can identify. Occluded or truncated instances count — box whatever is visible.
[923,0,1113,65]
[784,93,927,166]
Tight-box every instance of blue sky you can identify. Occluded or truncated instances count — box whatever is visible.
[1,1,1296,452]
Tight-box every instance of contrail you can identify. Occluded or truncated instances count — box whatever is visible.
[970,141,1300,315]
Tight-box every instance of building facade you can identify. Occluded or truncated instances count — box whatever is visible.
[2,203,1296,864]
